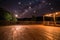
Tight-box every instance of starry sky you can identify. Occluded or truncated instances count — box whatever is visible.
[0,0,60,18]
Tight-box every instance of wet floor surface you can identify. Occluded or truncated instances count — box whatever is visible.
[0,25,60,40]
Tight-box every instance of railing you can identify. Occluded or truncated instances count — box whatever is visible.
[0,21,43,25]
[43,21,60,26]
[16,21,43,24]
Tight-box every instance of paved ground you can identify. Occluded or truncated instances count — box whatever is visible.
[0,25,60,40]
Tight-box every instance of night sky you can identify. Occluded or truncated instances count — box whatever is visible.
[0,0,60,18]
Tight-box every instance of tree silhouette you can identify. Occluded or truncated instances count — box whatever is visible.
[0,8,17,22]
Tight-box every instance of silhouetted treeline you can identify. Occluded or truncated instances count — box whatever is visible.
[17,16,43,21]
[17,16,60,21]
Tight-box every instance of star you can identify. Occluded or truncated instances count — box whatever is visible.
[14,10,17,13]
[29,2,32,5]
[42,0,46,3]
[25,9,28,12]
[48,3,51,5]
[29,6,32,9]
[51,8,53,10]
[18,2,21,5]
[0,0,59,18]
[33,10,36,13]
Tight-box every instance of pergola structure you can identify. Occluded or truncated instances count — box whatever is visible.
[43,12,60,26]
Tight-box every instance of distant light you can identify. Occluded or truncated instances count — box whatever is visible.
[15,14,18,17]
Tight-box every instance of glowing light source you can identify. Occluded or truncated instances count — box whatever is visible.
[55,12,58,15]
[44,14,52,17]
[48,14,52,16]
[15,14,18,17]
